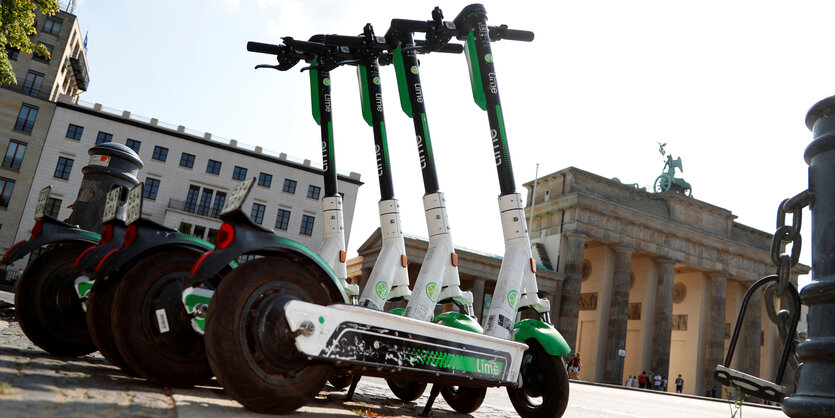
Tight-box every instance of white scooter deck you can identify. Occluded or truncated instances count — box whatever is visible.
[284,300,527,386]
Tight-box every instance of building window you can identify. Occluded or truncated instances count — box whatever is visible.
[210,192,226,218]
[44,197,61,218]
[282,179,297,194]
[207,228,218,245]
[206,159,221,175]
[232,166,247,181]
[32,43,53,62]
[21,71,44,96]
[197,188,214,217]
[250,203,266,225]
[125,139,141,153]
[184,185,200,213]
[307,185,321,200]
[179,152,195,168]
[5,46,20,61]
[43,17,62,36]
[275,209,291,230]
[178,222,192,234]
[53,157,74,180]
[14,104,38,133]
[143,178,160,200]
[0,178,14,208]
[193,225,206,239]
[300,214,315,236]
[258,172,272,188]
[152,146,168,161]
[95,131,113,144]
[2,141,26,170]
[66,124,83,140]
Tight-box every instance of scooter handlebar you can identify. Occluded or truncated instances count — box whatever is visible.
[491,27,534,42]
[247,41,284,55]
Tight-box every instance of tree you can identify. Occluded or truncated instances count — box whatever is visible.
[1,0,60,85]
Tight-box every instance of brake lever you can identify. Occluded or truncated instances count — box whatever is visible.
[255,64,282,70]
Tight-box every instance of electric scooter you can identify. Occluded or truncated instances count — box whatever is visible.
[201,5,570,417]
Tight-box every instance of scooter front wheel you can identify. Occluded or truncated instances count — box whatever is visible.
[441,385,487,414]
[86,277,135,375]
[205,256,334,414]
[14,243,96,356]
[386,379,427,402]
[111,249,213,387]
[507,341,570,417]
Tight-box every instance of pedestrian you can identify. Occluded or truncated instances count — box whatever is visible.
[662,376,668,392]
[626,375,634,387]
[653,373,662,390]
[638,371,648,389]
[569,353,582,379]
[675,374,684,393]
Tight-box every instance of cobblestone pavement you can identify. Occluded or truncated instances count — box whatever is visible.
[0,295,515,417]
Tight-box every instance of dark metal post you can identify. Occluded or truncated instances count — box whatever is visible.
[783,95,835,416]
[67,142,143,232]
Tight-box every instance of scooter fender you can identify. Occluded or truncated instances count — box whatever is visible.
[512,319,571,357]
[72,223,126,272]
[90,218,212,280]
[2,217,99,265]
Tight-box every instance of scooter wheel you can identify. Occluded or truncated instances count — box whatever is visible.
[441,385,487,414]
[328,374,354,390]
[111,249,213,387]
[386,379,427,402]
[205,256,335,414]
[14,243,96,356]
[507,341,570,418]
[86,276,135,375]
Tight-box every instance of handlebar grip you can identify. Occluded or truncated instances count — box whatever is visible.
[490,27,535,42]
[322,34,364,48]
[390,18,431,34]
[247,41,283,55]
[435,43,464,54]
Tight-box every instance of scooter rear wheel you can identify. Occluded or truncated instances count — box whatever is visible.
[441,385,487,414]
[328,374,354,390]
[386,379,427,402]
[507,341,570,417]
[14,243,96,356]
[111,249,212,387]
[205,256,334,414]
[86,276,135,375]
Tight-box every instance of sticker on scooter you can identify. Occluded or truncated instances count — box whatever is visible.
[507,290,518,310]
[221,177,255,215]
[375,281,389,300]
[101,186,121,223]
[125,184,143,225]
[425,282,440,302]
[33,186,51,220]
[155,308,170,333]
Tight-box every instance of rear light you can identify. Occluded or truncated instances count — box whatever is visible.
[216,223,235,249]
[190,250,214,276]
[124,224,138,247]
[31,220,43,239]
[100,224,114,244]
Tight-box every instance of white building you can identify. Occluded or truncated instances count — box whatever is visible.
[12,97,362,267]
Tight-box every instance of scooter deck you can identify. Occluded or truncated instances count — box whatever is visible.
[284,300,527,386]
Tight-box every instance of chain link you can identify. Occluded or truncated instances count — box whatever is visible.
[770,190,812,293]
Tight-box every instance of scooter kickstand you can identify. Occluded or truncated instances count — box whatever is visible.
[345,375,362,401]
[420,384,442,416]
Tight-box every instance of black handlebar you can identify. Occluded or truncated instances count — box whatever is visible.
[490,26,534,42]
[246,41,284,55]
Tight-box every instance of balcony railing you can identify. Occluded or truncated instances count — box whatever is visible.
[168,198,222,219]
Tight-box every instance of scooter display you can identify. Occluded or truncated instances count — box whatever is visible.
[201,5,570,417]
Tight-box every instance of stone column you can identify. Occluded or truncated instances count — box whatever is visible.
[704,273,727,397]
[738,281,762,376]
[472,277,487,322]
[603,246,634,385]
[650,258,675,380]
[557,232,587,352]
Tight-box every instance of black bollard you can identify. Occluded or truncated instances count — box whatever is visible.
[66,143,143,232]
[782,95,835,416]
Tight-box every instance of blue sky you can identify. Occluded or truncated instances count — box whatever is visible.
[71,0,833,287]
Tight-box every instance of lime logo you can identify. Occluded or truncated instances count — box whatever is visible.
[375,281,389,300]
[373,76,381,85]
[323,78,331,86]
[410,65,419,75]
[507,291,519,310]
[426,282,440,301]
[485,53,492,63]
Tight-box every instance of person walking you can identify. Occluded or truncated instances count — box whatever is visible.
[626,375,634,387]
[653,373,662,390]
[675,374,684,393]
[569,353,582,380]
[638,371,648,389]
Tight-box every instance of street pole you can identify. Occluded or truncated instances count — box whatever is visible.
[783,95,835,416]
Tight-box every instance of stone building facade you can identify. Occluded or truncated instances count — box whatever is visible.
[524,167,808,396]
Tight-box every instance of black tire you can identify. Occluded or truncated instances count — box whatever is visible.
[204,256,335,414]
[328,374,354,390]
[507,341,570,418]
[86,276,134,375]
[386,379,427,402]
[14,243,96,356]
[112,249,212,387]
[441,385,487,414]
